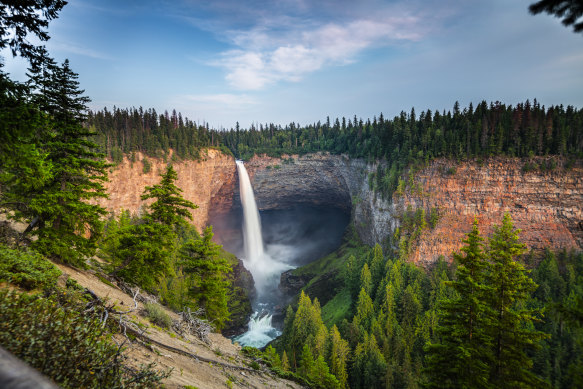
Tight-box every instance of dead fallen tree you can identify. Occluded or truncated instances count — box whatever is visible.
[173,307,212,345]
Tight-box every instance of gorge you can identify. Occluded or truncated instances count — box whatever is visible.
[95,150,583,337]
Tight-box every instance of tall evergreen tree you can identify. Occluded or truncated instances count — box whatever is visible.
[179,226,232,329]
[24,59,109,265]
[141,164,197,227]
[485,213,548,388]
[424,218,491,388]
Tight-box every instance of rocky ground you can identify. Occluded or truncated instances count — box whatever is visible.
[54,263,304,389]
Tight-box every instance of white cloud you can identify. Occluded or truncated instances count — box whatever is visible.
[213,13,428,90]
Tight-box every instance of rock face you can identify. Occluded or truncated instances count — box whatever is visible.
[396,158,583,266]
[101,150,582,269]
[242,154,583,266]
[244,153,395,245]
[96,149,236,232]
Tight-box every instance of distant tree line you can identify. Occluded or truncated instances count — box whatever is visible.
[86,107,226,163]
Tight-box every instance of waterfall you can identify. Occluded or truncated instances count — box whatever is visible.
[236,160,265,270]
[235,160,289,297]
[233,160,290,347]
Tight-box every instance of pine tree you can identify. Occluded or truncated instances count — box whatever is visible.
[179,226,232,329]
[281,351,291,372]
[360,263,373,296]
[141,164,197,227]
[328,324,350,389]
[0,68,53,220]
[424,218,491,388]
[25,59,109,265]
[485,213,548,388]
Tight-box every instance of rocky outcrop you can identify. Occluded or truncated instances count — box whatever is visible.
[279,270,313,297]
[396,158,583,266]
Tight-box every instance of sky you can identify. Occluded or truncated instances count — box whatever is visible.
[3,0,582,129]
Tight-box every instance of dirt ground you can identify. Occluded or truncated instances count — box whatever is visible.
[54,263,304,389]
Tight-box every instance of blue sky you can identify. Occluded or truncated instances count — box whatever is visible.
[3,0,582,129]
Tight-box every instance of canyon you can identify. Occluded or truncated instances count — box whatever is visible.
[99,150,583,268]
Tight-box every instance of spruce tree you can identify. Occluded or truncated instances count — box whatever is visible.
[485,213,548,388]
[179,226,232,329]
[25,59,108,265]
[424,218,491,388]
[141,164,197,227]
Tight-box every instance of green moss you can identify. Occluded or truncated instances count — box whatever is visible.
[321,288,352,327]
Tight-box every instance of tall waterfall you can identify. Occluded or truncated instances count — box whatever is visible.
[233,161,290,348]
[236,160,265,271]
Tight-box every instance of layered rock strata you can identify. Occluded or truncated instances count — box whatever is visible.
[101,150,582,268]
[96,149,236,231]
[398,158,583,266]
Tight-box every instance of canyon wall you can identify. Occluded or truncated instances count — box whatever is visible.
[100,150,582,267]
[243,154,583,266]
[398,158,583,266]
[96,149,236,231]
[243,153,395,245]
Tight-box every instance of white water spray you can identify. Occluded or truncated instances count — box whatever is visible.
[234,161,290,347]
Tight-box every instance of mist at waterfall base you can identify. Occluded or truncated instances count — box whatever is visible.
[230,205,349,348]
[225,161,349,348]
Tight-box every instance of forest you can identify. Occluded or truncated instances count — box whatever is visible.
[1,1,583,388]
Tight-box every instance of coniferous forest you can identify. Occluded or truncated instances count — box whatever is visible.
[1,1,583,389]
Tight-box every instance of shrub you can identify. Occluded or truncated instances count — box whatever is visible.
[144,302,173,329]
[0,246,61,289]
[0,289,170,388]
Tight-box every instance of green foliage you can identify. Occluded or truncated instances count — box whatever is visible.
[424,218,491,388]
[0,1,66,63]
[0,289,170,388]
[109,221,174,291]
[178,226,232,329]
[142,157,152,174]
[141,165,197,227]
[23,58,109,266]
[486,214,547,388]
[144,302,173,329]
[0,245,61,289]
[425,214,549,389]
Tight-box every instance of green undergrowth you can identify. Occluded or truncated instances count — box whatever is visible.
[285,225,369,326]
[0,244,61,290]
[290,226,363,278]
[321,288,352,328]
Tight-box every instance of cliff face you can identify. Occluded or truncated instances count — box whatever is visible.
[396,158,583,266]
[101,150,582,269]
[96,149,236,231]
[243,154,582,266]
[244,153,395,245]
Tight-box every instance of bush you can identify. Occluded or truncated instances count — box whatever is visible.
[0,246,61,289]
[144,302,173,329]
[0,289,170,388]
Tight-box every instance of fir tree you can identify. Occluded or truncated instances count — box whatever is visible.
[179,226,232,329]
[424,218,491,388]
[328,324,350,389]
[141,164,197,228]
[485,213,548,388]
[25,59,109,265]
